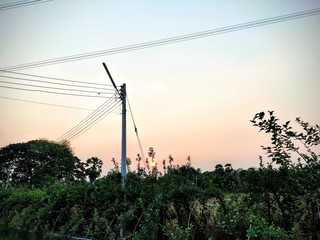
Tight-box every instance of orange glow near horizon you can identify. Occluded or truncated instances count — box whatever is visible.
[149,158,157,167]
[0,1,319,175]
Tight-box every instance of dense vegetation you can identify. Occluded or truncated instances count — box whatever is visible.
[0,112,319,240]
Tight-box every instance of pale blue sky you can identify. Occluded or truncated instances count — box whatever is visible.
[1,1,320,174]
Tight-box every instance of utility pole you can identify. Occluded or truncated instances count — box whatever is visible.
[102,63,127,188]
[119,84,126,240]
[102,63,127,239]
[120,84,127,188]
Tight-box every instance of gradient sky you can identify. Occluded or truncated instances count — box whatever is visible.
[1,1,320,175]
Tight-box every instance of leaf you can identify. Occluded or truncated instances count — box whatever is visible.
[259,112,265,119]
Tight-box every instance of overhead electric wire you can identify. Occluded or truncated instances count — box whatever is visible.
[0,0,53,11]
[57,97,115,141]
[0,70,113,87]
[57,96,121,141]
[0,85,111,98]
[0,96,95,111]
[65,101,120,141]
[2,7,320,70]
[127,93,146,167]
[0,74,114,91]
[0,79,114,95]
[0,70,115,97]
[61,101,121,141]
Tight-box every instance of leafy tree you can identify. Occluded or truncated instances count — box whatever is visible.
[73,157,87,181]
[0,139,77,187]
[111,157,119,173]
[251,111,320,238]
[85,157,103,182]
[251,111,319,167]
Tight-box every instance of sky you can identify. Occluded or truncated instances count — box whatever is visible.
[1,0,320,175]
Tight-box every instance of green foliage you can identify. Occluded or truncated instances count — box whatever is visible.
[85,157,103,182]
[162,219,192,240]
[0,139,75,187]
[246,215,288,240]
[0,139,104,188]
[0,111,319,239]
[250,111,320,238]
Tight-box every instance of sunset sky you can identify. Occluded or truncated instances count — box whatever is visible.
[1,1,320,175]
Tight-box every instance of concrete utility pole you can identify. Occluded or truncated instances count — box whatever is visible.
[119,84,126,240]
[120,84,127,188]
[102,63,127,189]
[102,63,127,239]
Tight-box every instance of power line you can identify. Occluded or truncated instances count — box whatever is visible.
[0,85,111,98]
[57,99,113,140]
[0,0,53,11]
[58,97,115,140]
[0,74,114,91]
[0,96,96,111]
[2,7,320,70]
[67,101,120,141]
[0,79,114,95]
[60,101,121,141]
[0,70,113,87]
[0,69,116,97]
[57,97,121,141]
